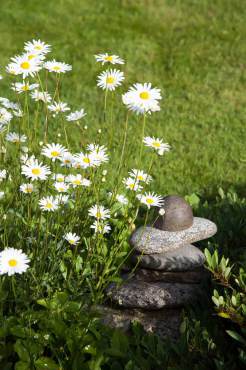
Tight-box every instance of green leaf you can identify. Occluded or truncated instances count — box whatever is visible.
[226,330,246,346]
[14,340,30,362]
[34,357,59,370]
[204,249,212,266]
[15,361,30,370]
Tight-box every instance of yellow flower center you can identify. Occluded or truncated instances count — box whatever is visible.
[83,157,90,163]
[69,239,75,245]
[73,180,81,185]
[45,202,53,209]
[32,168,41,175]
[8,259,18,267]
[106,76,115,84]
[146,198,154,204]
[20,61,31,70]
[152,141,161,148]
[28,54,35,60]
[53,66,61,71]
[34,45,42,50]
[26,187,33,193]
[137,175,144,181]
[57,178,64,182]
[129,184,134,189]
[64,159,71,164]
[21,85,30,91]
[139,91,149,100]
[96,212,102,218]
[105,56,113,61]
[51,151,59,157]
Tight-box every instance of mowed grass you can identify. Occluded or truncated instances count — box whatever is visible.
[0,0,245,197]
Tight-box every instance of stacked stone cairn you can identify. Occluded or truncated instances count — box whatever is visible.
[105,195,217,339]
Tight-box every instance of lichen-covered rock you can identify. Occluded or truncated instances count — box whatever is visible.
[130,217,217,254]
[107,280,200,309]
[98,305,182,340]
[131,244,205,271]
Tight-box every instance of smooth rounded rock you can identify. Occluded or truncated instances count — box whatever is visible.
[131,244,205,271]
[107,280,199,309]
[129,267,208,284]
[154,195,193,231]
[130,217,217,254]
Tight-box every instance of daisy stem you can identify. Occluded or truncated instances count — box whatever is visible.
[103,89,108,123]
[11,276,16,301]
[109,112,129,205]
[139,113,146,162]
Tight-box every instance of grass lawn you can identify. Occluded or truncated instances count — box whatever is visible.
[0,0,245,196]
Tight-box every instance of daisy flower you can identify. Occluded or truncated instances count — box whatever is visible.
[143,137,171,154]
[123,177,143,192]
[0,97,19,111]
[90,221,111,234]
[95,53,124,65]
[129,169,152,184]
[53,173,66,182]
[59,152,75,167]
[87,144,109,165]
[88,205,110,220]
[64,232,80,246]
[66,109,86,122]
[9,53,42,78]
[54,182,69,193]
[97,69,124,91]
[108,192,128,205]
[67,174,91,188]
[6,132,27,144]
[20,183,35,194]
[48,102,70,115]
[73,152,99,169]
[24,51,46,62]
[13,109,24,117]
[0,169,7,181]
[56,194,69,205]
[11,82,39,94]
[31,90,51,103]
[44,60,72,73]
[115,194,128,205]
[41,143,68,162]
[6,63,19,75]
[0,108,12,124]
[122,83,162,115]
[0,248,30,276]
[24,39,51,54]
[39,196,59,212]
[22,158,51,181]
[137,192,164,209]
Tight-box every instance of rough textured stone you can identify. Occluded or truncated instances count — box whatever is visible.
[98,305,182,340]
[130,217,217,254]
[154,195,193,231]
[131,244,205,271]
[107,280,199,309]
[128,267,208,284]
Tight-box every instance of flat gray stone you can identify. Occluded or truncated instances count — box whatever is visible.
[129,267,208,284]
[131,244,205,271]
[97,305,182,340]
[107,280,199,309]
[130,217,217,254]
